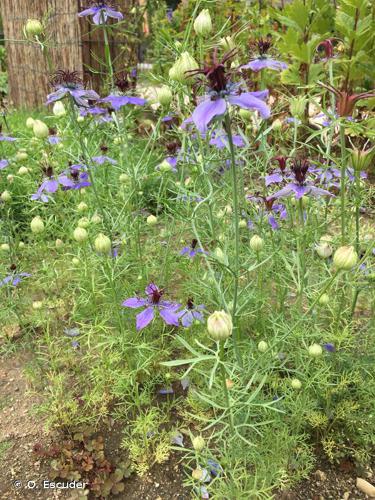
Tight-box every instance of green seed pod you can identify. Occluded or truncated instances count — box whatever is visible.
[207,310,233,341]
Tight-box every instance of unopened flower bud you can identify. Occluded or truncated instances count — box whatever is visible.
[194,9,212,36]
[239,219,247,228]
[1,243,10,252]
[258,340,268,352]
[319,293,329,306]
[207,310,233,341]
[272,118,283,131]
[15,151,28,162]
[53,100,66,117]
[94,233,111,254]
[72,257,80,265]
[315,243,333,259]
[308,343,323,357]
[91,214,102,224]
[1,190,12,202]
[32,300,43,310]
[33,120,49,139]
[78,217,90,228]
[214,247,225,263]
[155,85,173,106]
[77,116,85,123]
[18,166,29,175]
[73,227,88,242]
[219,36,236,52]
[119,173,131,184]
[55,239,64,248]
[19,241,26,248]
[146,214,158,225]
[291,378,302,390]
[158,160,173,173]
[333,245,358,270]
[239,109,253,121]
[192,436,205,451]
[30,216,45,234]
[350,147,373,172]
[25,19,43,37]
[26,117,35,129]
[7,174,14,183]
[77,201,88,212]
[169,52,198,83]
[250,235,264,252]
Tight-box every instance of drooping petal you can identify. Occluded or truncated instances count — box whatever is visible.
[242,58,287,72]
[45,179,59,193]
[46,87,68,104]
[265,172,283,186]
[0,160,9,170]
[136,306,154,330]
[181,311,194,327]
[77,7,97,18]
[106,7,124,21]
[228,92,270,119]
[192,98,227,133]
[122,297,148,308]
[93,8,107,25]
[159,307,180,327]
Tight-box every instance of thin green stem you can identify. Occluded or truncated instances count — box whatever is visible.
[219,341,234,433]
[339,123,347,244]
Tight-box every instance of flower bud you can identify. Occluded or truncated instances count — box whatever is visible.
[226,378,234,389]
[194,9,212,36]
[72,257,80,265]
[1,243,10,252]
[333,245,358,270]
[77,202,88,212]
[19,241,26,249]
[94,233,111,254]
[146,214,158,225]
[26,117,35,129]
[91,214,102,224]
[15,151,28,162]
[32,300,43,310]
[308,343,323,357]
[219,36,236,52]
[207,310,233,341]
[239,219,247,229]
[192,436,205,452]
[155,85,173,106]
[53,100,66,117]
[78,217,90,228]
[7,174,14,183]
[18,166,29,175]
[1,190,12,202]
[250,235,264,252]
[224,205,232,215]
[213,247,225,263]
[291,378,302,390]
[25,19,43,37]
[33,120,49,139]
[119,173,131,184]
[272,118,283,131]
[30,216,45,234]
[158,160,173,173]
[77,116,85,123]
[258,340,268,352]
[169,52,198,83]
[319,293,329,306]
[73,227,88,243]
[315,243,332,259]
[350,148,373,172]
[289,97,307,119]
[55,238,64,248]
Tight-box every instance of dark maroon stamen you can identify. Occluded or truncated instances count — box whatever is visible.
[291,158,309,185]
[115,71,137,93]
[149,286,165,304]
[256,35,272,56]
[43,165,54,178]
[186,298,194,310]
[273,156,288,172]
[187,49,237,93]
[50,70,82,89]
[191,239,198,249]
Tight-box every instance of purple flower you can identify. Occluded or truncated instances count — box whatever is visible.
[323,343,335,352]
[0,134,16,142]
[270,158,333,200]
[0,272,31,287]
[59,164,91,191]
[100,94,146,110]
[159,387,174,395]
[92,155,117,165]
[46,70,99,108]
[179,298,205,328]
[122,283,181,331]
[78,2,123,25]
[171,431,184,446]
[209,130,244,149]
[0,159,9,170]
[187,51,270,133]
[31,177,59,202]
[180,239,208,258]
[246,195,287,231]
[48,135,61,145]
[242,58,287,72]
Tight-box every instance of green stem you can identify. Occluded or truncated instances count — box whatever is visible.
[339,123,347,244]
[219,341,234,432]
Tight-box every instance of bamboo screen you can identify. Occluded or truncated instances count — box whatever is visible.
[1,0,138,108]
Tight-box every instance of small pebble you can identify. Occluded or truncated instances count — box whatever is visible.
[356,477,375,497]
